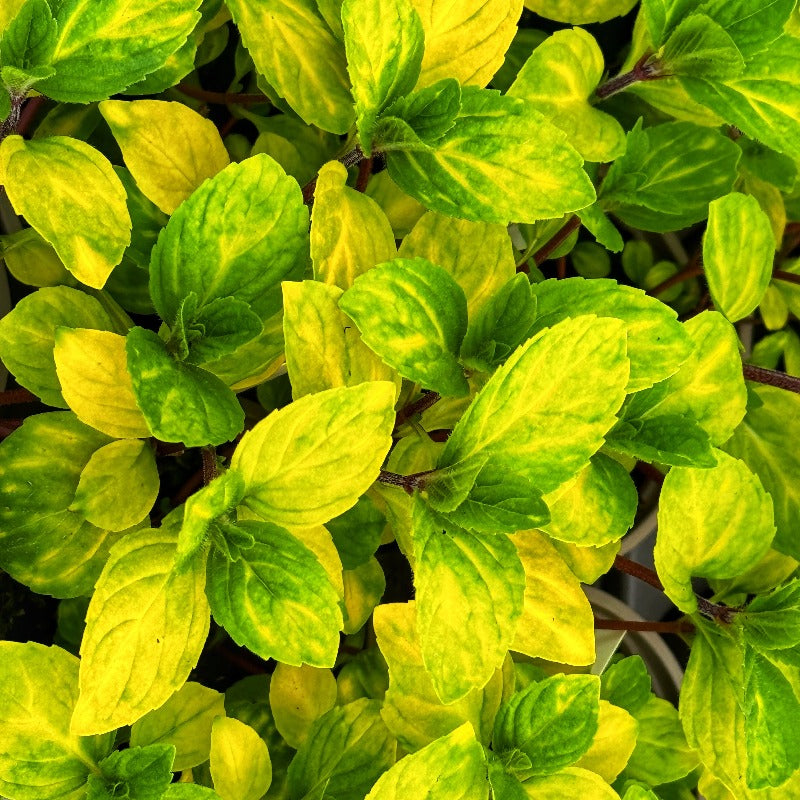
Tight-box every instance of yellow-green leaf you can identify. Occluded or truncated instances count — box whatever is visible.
[342,557,386,634]
[542,454,638,547]
[225,0,354,133]
[574,700,638,783]
[130,682,225,772]
[71,529,210,735]
[414,501,525,703]
[0,412,127,598]
[373,602,513,752]
[210,717,272,800]
[509,28,625,162]
[231,383,395,528]
[438,315,629,497]
[523,0,636,23]
[511,530,595,665]
[0,642,114,800]
[365,723,488,800]
[410,0,522,88]
[339,257,470,397]
[385,88,595,225]
[654,450,776,614]
[342,0,424,149]
[520,767,619,799]
[0,227,76,288]
[35,0,201,102]
[0,136,131,289]
[282,280,399,400]
[703,192,775,322]
[54,327,150,439]
[0,286,118,408]
[99,100,230,215]
[206,519,344,667]
[269,663,337,749]
[311,161,398,289]
[70,439,158,531]
[398,211,516,321]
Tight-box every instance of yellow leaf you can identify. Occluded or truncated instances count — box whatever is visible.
[100,100,230,214]
[410,0,523,88]
[269,663,337,748]
[210,717,272,800]
[54,327,150,439]
[575,700,639,782]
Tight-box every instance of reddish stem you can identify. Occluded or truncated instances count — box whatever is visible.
[531,216,582,267]
[394,391,441,431]
[16,96,45,137]
[594,618,694,634]
[743,363,800,395]
[0,388,38,406]
[355,157,374,193]
[556,255,567,279]
[647,264,703,297]
[773,269,800,287]
[596,52,664,100]
[201,446,219,486]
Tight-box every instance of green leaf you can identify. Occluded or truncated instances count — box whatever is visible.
[150,153,308,325]
[340,257,469,397]
[622,311,748,447]
[511,530,595,665]
[365,723,488,800]
[70,439,158,531]
[626,696,700,786]
[659,13,745,80]
[269,663,337,749]
[54,327,151,439]
[71,529,210,735]
[206,519,343,667]
[742,647,800,789]
[577,204,624,253]
[606,413,716,468]
[725,385,800,559]
[599,656,652,715]
[0,136,131,288]
[342,557,386,634]
[681,35,800,160]
[0,285,117,407]
[398,210,517,322]
[225,0,354,133]
[654,450,776,614]
[382,78,462,144]
[100,99,230,215]
[542,454,638,547]
[125,326,244,447]
[130,682,225,772]
[327,495,386,570]
[413,502,524,702]
[231,383,394,527]
[432,466,551,535]
[703,193,775,322]
[438,315,629,497]
[600,120,740,232]
[530,278,693,392]
[410,0,522,89]
[88,744,175,800]
[0,642,113,800]
[492,674,601,778]
[210,717,272,800]
[523,0,635,24]
[311,161,398,290]
[282,280,399,401]
[737,579,800,651]
[373,601,513,752]
[459,274,538,371]
[509,27,625,162]
[287,699,396,800]
[0,226,76,288]
[165,786,221,799]
[33,0,200,102]
[0,0,57,77]
[176,470,246,569]
[0,411,131,598]
[384,87,595,225]
[342,0,423,152]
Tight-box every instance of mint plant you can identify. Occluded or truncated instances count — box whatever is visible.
[0,1,799,799]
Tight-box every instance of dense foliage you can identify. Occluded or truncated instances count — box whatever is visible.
[0,0,799,799]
